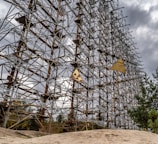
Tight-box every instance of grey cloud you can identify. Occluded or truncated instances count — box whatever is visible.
[121,2,158,30]
[149,4,158,11]
[123,5,151,28]
[136,34,158,76]
[121,1,158,77]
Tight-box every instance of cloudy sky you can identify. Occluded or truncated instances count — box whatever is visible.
[120,0,158,77]
[0,0,158,77]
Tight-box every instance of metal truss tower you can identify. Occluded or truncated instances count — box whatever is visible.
[0,0,142,130]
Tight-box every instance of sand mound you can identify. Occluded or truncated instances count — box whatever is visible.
[0,128,158,144]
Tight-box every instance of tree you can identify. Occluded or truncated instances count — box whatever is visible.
[128,73,158,129]
[56,114,64,123]
[128,76,149,129]
[153,67,158,84]
[148,109,158,133]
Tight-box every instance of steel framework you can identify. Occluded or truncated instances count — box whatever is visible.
[0,0,142,130]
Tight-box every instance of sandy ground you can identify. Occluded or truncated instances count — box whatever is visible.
[0,128,158,144]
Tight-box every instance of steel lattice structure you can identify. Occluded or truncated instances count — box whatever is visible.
[0,0,142,130]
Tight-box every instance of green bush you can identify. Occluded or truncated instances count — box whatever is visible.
[148,109,158,133]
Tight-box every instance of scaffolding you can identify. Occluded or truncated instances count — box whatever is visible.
[0,0,142,130]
